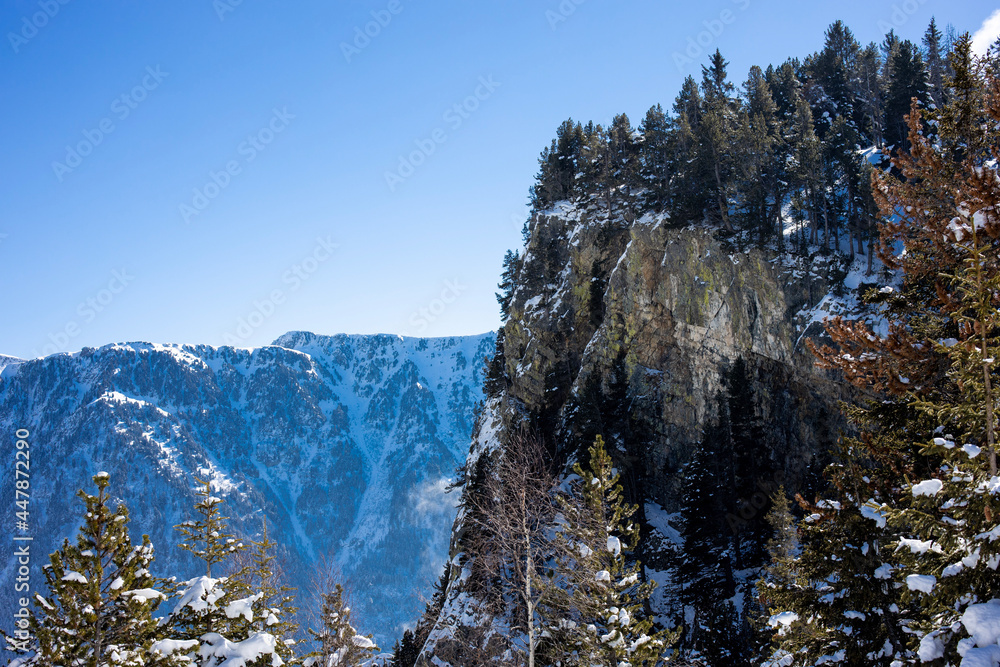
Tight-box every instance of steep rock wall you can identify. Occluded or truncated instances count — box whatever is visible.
[418,202,850,663]
[503,205,845,505]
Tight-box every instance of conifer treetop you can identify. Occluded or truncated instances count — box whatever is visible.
[174,477,244,578]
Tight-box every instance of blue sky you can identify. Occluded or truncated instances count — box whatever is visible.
[2,0,997,359]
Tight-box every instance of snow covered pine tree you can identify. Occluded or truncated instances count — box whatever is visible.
[304,582,378,667]
[541,435,677,666]
[763,54,1000,666]
[875,78,1000,664]
[11,473,172,666]
[152,478,286,666]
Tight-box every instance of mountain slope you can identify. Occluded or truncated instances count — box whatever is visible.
[0,331,494,645]
[0,355,23,376]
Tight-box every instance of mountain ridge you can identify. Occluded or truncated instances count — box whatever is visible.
[0,330,495,645]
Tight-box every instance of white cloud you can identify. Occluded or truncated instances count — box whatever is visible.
[972,8,1000,56]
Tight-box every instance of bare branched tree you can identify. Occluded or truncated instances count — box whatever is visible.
[462,429,558,667]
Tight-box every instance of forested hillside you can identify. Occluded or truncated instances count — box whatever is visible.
[527,20,984,262]
[406,19,1000,667]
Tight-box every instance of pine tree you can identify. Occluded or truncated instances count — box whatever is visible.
[676,427,736,662]
[175,478,244,579]
[823,114,864,255]
[389,629,420,667]
[766,59,802,122]
[812,21,862,129]
[923,18,947,109]
[866,80,1000,663]
[727,358,773,564]
[757,487,909,665]
[155,479,285,667]
[699,50,738,232]
[19,473,172,667]
[989,36,1000,78]
[756,375,919,665]
[607,113,640,221]
[496,249,521,322]
[483,327,509,399]
[530,120,584,211]
[304,584,379,667]
[231,521,300,664]
[738,65,783,247]
[940,32,988,162]
[574,113,640,221]
[669,75,709,226]
[883,39,929,152]
[541,436,676,666]
[579,123,616,218]
[701,601,746,667]
[638,104,671,213]
[856,42,886,146]
[530,139,560,210]
[556,119,585,198]
[788,94,824,249]
[881,30,902,90]
[757,489,797,597]
[586,260,608,330]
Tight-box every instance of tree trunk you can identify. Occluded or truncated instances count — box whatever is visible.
[713,154,732,232]
[526,550,535,667]
[972,226,997,475]
[822,197,831,251]
[809,204,818,246]
[773,193,784,253]
[798,205,805,252]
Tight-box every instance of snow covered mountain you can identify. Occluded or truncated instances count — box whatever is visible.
[0,354,23,376]
[0,331,494,645]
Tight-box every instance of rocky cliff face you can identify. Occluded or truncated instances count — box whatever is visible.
[419,201,852,662]
[503,202,845,505]
[0,332,494,645]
